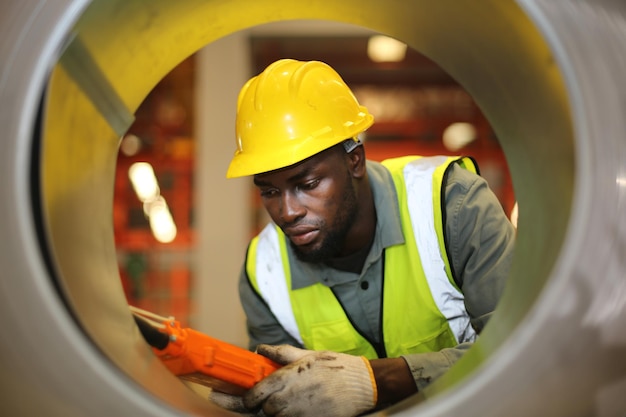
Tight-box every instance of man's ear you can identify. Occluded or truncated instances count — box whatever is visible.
[347,146,367,179]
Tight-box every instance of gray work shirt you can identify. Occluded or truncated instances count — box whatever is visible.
[238,159,516,391]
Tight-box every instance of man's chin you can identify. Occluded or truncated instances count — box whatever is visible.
[290,242,328,263]
[292,247,320,263]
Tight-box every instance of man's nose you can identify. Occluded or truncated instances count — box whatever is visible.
[280,191,306,223]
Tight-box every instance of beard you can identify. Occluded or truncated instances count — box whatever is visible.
[289,177,359,264]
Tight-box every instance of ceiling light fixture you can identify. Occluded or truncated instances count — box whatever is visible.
[442,122,478,151]
[367,35,407,63]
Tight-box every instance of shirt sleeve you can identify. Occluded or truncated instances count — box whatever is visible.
[237,256,302,351]
[402,163,516,391]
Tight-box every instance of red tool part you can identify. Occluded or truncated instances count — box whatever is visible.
[153,320,281,395]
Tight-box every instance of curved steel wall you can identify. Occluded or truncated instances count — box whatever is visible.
[0,0,624,416]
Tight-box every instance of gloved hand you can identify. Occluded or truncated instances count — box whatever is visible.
[242,344,378,417]
[209,390,265,416]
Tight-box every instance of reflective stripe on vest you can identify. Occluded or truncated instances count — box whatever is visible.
[247,156,477,356]
[386,156,477,345]
[247,224,303,344]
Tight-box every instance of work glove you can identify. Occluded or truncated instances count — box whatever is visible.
[242,344,378,417]
[209,390,266,416]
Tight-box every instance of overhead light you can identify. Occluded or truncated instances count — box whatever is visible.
[442,122,477,151]
[367,35,407,63]
[128,162,177,243]
[120,134,143,156]
[129,162,160,202]
[145,197,177,243]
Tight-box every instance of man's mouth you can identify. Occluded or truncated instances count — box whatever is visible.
[285,227,319,246]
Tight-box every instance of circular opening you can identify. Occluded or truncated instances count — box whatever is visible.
[22,0,581,415]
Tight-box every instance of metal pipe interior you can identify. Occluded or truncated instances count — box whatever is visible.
[0,0,624,416]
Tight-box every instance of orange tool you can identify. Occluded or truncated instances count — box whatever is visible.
[131,306,281,396]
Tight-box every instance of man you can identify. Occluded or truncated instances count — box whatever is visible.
[214,59,515,417]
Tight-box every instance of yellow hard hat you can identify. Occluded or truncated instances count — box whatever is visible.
[226,59,374,178]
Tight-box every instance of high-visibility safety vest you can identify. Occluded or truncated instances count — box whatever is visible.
[246,156,478,359]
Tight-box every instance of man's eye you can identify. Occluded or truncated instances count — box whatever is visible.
[260,188,278,198]
[299,179,320,191]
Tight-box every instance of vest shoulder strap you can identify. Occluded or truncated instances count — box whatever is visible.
[248,224,304,345]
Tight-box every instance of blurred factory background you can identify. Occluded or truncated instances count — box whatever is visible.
[113,21,514,347]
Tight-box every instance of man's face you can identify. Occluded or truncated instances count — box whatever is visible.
[253,146,358,263]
